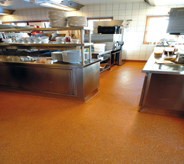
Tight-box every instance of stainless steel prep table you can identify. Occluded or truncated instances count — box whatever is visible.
[139,52,184,117]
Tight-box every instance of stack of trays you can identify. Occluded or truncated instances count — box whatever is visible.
[62,51,81,63]
[48,11,67,27]
[67,16,87,27]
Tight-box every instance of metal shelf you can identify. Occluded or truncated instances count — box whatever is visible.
[100,57,110,62]
[0,27,93,32]
[0,43,93,50]
[100,65,110,74]
[0,26,93,65]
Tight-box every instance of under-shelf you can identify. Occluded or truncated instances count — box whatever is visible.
[100,57,110,62]
[0,27,93,32]
[0,43,93,50]
[100,65,110,74]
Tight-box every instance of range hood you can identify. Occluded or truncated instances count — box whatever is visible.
[0,5,15,15]
[144,0,155,6]
[167,8,184,35]
[22,0,84,11]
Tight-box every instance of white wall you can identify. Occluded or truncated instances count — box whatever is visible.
[1,2,184,60]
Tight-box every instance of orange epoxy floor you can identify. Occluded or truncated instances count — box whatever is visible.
[0,62,184,164]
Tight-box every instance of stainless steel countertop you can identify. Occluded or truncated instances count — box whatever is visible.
[142,52,184,75]
[0,58,100,68]
[92,50,112,55]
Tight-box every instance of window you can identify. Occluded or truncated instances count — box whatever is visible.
[143,16,175,44]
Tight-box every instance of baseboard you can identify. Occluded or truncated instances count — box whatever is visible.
[139,106,184,118]
[0,86,99,103]
[122,60,147,62]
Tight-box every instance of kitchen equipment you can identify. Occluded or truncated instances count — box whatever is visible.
[93,20,123,34]
[16,38,25,43]
[51,51,63,61]
[50,33,66,41]
[154,47,164,58]
[0,24,13,29]
[48,10,67,19]
[94,43,106,52]
[28,37,42,44]
[62,50,81,63]
[65,36,71,43]
[41,36,49,43]
[167,8,184,35]
[175,53,184,64]
[48,10,67,28]
[49,18,67,27]
[71,39,79,44]
[26,37,34,43]
[0,32,6,40]
[56,37,65,43]
[164,48,174,56]
[98,25,120,34]
[67,16,87,27]
[84,33,124,65]
[3,38,12,43]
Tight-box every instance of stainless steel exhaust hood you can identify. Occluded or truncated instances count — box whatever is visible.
[23,0,84,11]
[0,5,15,15]
[144,0,155,6]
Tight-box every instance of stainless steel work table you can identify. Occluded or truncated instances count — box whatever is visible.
[139,52,184,117]
[0,59,100,102]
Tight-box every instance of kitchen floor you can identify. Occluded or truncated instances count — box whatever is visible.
[0,62,184,164]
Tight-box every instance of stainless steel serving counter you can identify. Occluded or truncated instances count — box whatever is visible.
[139,52,184,117]
[0,58,100,102]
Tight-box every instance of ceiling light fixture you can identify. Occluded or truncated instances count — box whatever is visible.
[22,0,84,11]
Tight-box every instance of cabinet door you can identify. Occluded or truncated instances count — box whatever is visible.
[0,65,8,86]
[18,66,73,95]
[0,65,19,87]
[45,68,72,94]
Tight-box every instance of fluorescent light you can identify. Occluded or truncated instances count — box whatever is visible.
[39,2,76,11]
[0,13,9,15]
[153,0,184,5]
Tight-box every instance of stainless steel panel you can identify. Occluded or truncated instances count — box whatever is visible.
[19,67,72,94]
[144,73,184,111]
[0,63,73,95]
[84,34,122,43]
[93,20,124,28]
[83,62,100,97]
[0,65,9,86]
[75,67,84,97]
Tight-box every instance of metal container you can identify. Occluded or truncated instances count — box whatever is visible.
[175,53,184,64]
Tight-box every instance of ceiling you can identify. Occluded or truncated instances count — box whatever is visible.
[0,0,184,10]
[0,0,41,9]
[72,0,143,5]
